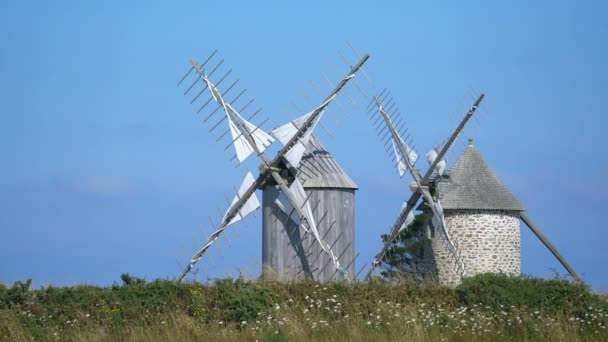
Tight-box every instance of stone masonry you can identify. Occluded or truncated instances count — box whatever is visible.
[422,209,521,287]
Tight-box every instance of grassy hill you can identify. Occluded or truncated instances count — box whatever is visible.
[1,274,606,341]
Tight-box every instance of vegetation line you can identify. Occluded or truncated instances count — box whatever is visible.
[1,274,606,341]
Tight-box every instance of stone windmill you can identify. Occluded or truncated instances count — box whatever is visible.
[365,91,581,286]
[418,138,524,286]
[175,50,369,282]
[363,91,482,281]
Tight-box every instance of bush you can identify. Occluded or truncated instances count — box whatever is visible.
[119,273,146,286]
[3,279,33,307]
[1,273,607,341]
[0,283,7,309]
[456,273,605,316]
[213,277,273,324]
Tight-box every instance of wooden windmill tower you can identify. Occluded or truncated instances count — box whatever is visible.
[175,49,369,282]
[262,135,358,282]
[365,91,581,286]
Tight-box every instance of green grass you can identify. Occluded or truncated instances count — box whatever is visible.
[0,274,606,341]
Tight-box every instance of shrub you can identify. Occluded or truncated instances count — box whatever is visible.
[0,283,7,309]
[4,279,33,307]
[213,277,273,324]
[456,273,605,317]
[119,273,146,286]
[2,274,607,341]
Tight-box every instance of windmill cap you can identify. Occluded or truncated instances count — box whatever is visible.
[297,135,358,190]
[432,142,525,211]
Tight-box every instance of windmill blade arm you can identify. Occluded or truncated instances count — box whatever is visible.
[421,94,485,184]
[176,172,266,283]
[275,54,369,161]
[270,171,346,274]
[420,189,466,275]
[373,95,421,182]
[366,93,482,280]
[365,192,422,279]
[520,213,582,283]
[191,61,274,164]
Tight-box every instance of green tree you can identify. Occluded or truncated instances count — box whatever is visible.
[379,213,427,282]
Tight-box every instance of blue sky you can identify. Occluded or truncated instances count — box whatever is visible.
[1,0,606,290]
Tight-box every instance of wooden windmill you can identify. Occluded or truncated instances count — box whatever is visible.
[175,49,369,282]
[364,91,581,286]
[263,135,359,282]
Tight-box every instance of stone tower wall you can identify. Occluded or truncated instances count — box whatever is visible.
[422,210,521,287]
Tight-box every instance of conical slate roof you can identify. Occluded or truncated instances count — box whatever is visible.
[297,135,358,190]
[434,140,524,211]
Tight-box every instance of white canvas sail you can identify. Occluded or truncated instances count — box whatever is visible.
[429,199,465,274]
[271,113,312,146]
[203,76,274,163]
[393,139,408,178]
[398,201,415,232]
[425,147,447,176]
[392,137,418,177]
[274,191,302,227]
[274,178,343,271]
[271,112,319,168]
[223,171,260,226]
[270,94,336,168]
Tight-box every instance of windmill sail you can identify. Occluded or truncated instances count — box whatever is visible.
[275,177,344,272]
[271,95,335,168]
[176,52,370,283]
[274,184,304,230]
[271,113,318,168]
[429,199,465,273]
[425,147,447,176]
[376,102,418,178]
[398,201,416,232]
[394,140,408,177]
[364,93,484,280]
[223,171,260,226]
[271,113,312,144]
[204,76,275,163]
[392,136,418,177]
[279,178,319,236]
